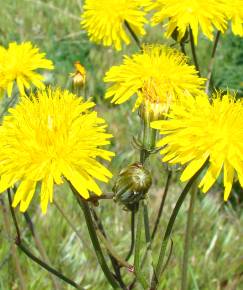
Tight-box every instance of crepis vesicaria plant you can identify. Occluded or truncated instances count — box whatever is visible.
[0,1,243,290]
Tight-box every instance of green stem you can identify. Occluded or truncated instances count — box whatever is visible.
[96,228,133,270]
[7,190,83,290]
[150,160,208,289]
[143,199,153,281]
[151,171,172,241]
[189,27,201,77]
[134,204,149,289]
[75,194,119,289]
[23,212,60,290]
[124,20,141,50]
[90,208,126,289]
[181,183,197,290]
[126,210,135,261]
[205,31,221,94]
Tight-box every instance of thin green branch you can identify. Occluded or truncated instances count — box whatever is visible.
[205,31,221,94]
[124,20,141,50]
[134,204,149,289]
[74,193,119,289]
[125,210,136,261]
[150,160,208,289]
[7,190,83,289]
[181,184,197,290]
[189,27,201,77]
[90,208,126,289]
[151,171,172,241]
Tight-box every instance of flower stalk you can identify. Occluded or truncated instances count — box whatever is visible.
[150,160,208,289]
[181,183,198,290]
[74,191,119,289]
[205,31,221,94]
[189,27,201,76]
[7,189,83,290]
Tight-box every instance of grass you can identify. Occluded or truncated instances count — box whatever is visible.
[0,0,243,289]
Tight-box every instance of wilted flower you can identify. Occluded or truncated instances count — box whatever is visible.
[104,45,205,119]
[0,42,54,97]
[0,88,114,213]
[81,0,147,50]
[151,92,243,200]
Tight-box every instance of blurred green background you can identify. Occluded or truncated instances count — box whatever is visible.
[0,1,242,289]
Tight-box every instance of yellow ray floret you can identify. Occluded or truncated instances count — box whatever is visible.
[104,44,205,114]
[224,0,243,36]
[0,88,114,213]
[151,92,243,200]
[0,42,54,97]
[81,0,147,50]
[147,0,228,45]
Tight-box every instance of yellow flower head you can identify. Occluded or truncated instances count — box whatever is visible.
[147,0,228,44]
[151,92,243,200]
[225,0,243,36]
[0,42,54,97]
[104,45,205,117]
[0,88,114,213]
[81,0,147,50]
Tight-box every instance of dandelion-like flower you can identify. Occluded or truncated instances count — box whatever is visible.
[0,88,114,213]
[226,0,243,36]
[0,42,54,97]
[147,0,228,44]
[104,45,205,118]
[151,92,243,200]
[81,0,147,50]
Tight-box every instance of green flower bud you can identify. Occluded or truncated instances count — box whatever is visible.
[113,163,152,211]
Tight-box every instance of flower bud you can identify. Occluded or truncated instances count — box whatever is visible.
[113,163,152,211]
[70,61,86,88]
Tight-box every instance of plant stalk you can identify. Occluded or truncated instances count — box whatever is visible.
[124,20,141,50]
[150,160,208,289]
[74,193,119,289]
[7,190,83,290]
[205,31,221,94]
[189,27,201,77]
[134,203,148,289]
[181,183,197,290]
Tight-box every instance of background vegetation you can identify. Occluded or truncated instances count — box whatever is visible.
[0,0,242,289]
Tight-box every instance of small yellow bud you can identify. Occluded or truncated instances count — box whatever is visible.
[70,61,86,88]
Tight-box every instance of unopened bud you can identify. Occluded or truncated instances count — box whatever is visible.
[113,163,152,211]
[70,61,86,88]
